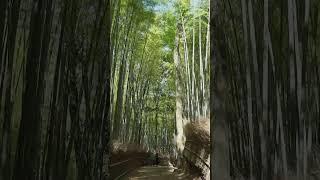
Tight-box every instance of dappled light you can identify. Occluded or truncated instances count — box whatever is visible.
[0,0,210,178]
[110,0,210,179]
[1,0,319,179]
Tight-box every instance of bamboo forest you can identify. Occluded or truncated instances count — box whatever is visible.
[0,0,320,179]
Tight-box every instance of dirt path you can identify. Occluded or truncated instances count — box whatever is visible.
[123,166,196,180]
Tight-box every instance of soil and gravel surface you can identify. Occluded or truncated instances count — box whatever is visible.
[123,165,198,180]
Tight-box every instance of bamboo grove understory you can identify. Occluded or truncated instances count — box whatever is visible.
[110,0,210,155]
[0,0,112,179]
[1,0,320,179]
[211,0,320,179]
[0,0,210,179]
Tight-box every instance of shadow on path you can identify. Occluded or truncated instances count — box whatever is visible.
[123,166,197,180]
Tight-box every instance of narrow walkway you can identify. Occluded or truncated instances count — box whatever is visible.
[123,166,194,180]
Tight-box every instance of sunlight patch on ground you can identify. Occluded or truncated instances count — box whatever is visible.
[124,166,196,180]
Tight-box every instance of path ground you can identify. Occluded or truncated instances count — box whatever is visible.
[123,166,197,180]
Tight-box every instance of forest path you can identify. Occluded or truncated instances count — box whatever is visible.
[123,166,193,180]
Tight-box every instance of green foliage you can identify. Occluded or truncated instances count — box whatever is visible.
[111,0,209,153]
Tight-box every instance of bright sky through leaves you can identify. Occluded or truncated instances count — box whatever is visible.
[153,0,202,12]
